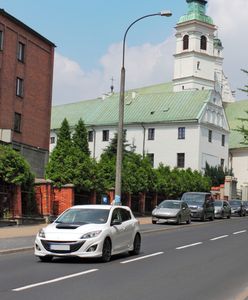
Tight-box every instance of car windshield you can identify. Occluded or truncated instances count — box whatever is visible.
[214,201,222,207]
[181,194,205,205]
[159,201,181,209]
[229,200,241,207]
[56,208,110,224]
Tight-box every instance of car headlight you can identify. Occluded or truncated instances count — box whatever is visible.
[38,229,46,238]
[81,230,102,239]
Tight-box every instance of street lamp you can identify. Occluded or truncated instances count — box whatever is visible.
[114,11,172,204]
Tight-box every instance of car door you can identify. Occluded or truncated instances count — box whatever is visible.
[109,208,128,253]
[119,208,135,249]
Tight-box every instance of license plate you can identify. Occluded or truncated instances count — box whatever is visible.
[50,244,70,251]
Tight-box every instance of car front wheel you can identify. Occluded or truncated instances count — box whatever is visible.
[101,238,112,263]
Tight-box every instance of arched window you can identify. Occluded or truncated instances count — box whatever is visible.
[200,35,207,50]
[183,35,189,50]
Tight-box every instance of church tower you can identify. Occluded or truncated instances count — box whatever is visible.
[173,0,233,101]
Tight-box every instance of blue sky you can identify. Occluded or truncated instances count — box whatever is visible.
[1,0,248,105]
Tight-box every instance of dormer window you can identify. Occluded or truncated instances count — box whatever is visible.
[200,35,207,50]
[183,35,189,50]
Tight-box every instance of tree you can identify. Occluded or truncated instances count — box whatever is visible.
[239,69,248,94]
[72,118,90,156]
[0,144,33,185]
[236,69,248,144]
[46,118,74,186]
[205,162,232,187]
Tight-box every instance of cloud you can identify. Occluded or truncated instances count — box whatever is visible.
[52,0,248,105]
[208,0,248,99]
[52,36,175,105]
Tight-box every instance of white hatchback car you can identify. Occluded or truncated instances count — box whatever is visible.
[35,205,141,262]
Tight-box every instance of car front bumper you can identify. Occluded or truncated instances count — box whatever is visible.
[34,236,104,258]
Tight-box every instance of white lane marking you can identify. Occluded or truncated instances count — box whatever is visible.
[120,252,164,264]
[233,230,247,235]
[176,242,202,250]
[210,235,229,241]
[12,269,98,291]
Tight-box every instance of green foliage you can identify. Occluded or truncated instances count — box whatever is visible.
[46,118,73,186]
[154,164,211,198]
[0,144,33,185]
[72,118,90,156]
[239,69,248,94]
[235,110,248,145]
[236,69,248,144]
[46,118,95,190]
[205,162,233,187]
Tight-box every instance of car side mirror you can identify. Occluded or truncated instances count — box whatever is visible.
[111,219,122,226]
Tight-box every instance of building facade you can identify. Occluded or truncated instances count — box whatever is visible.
[50,0,230,175]
[0,9,55,178]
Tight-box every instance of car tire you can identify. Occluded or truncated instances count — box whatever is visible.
[201,213,206,222]
[152,220,157,224]
[186,216,191,224]
[129,233,141,256]
[177,215,181,225]
[38,256,53,262]
[101,238,112,263]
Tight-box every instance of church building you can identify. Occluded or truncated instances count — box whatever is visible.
[50,0,247,188]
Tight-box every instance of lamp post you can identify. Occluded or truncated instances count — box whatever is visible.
[114,11,172,204]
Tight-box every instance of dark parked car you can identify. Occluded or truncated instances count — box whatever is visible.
[214,200,231,219]
[229,200,246,217]
[243,201,248,214]
[152,200,191,225]
[181,192,214,221]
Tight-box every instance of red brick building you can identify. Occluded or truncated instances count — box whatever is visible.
[0,9,55,178]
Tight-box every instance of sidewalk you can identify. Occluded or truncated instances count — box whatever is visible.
[0,217,152,254]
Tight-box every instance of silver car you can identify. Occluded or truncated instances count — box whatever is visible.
[152,200,191,225]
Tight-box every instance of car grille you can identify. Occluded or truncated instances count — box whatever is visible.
[41,240,85,253]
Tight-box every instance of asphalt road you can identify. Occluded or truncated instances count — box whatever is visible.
[1,218,248,300]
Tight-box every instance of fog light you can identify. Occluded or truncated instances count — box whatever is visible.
[35,243,41,251]
[87,245,97,252]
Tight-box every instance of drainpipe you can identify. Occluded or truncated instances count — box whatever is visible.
[141,123,146,158]
[93,128,96,159]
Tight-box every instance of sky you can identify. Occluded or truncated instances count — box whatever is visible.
[1,0,248,105]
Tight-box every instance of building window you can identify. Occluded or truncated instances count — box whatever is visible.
[177,153,185,168]
[102,130,109,141]
[200,35,207,50]
[88,130,93,142]
[50,136,55,144]
[14,112,21,132]
[17,42,25,62]
[16,77,24,97]
[178,127,185,139]
[208,130,212,143]
[147,153,154,167]
[183,35,189,50]
[221,134,225,146]
[148,128,155,140]
[0,30,3,50]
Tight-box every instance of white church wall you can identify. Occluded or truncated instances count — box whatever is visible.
[230,148,248,189]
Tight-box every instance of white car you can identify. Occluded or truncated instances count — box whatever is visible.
[35,205,141,262]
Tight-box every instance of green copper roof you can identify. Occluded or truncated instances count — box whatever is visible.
[51,82,211,130]
[178,0,213,25]
[224,100,248,149]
